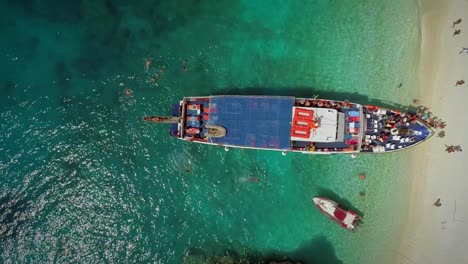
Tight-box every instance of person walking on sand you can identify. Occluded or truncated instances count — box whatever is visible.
[437,131,445,138]
[433,198,441,207]
[453,29,461,36]
[455,80,465,86]
[459,47,468,54]
[453,18,462,27]
[445,145,455,153]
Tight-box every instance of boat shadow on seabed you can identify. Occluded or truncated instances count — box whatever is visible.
[216,86,445,131]
[214,86,421,113]
[182,236,343,264]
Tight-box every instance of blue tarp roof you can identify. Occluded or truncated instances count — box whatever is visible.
[208,96,294,150]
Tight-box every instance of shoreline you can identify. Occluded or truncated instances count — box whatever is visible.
[397,0,468,263]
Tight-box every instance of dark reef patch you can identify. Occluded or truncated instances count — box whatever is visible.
[182,236,342,264]
[6,0,82,23]
[2,80,16,96]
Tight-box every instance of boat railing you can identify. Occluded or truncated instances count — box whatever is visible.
[357,104,364,152]
[180,99,187,138]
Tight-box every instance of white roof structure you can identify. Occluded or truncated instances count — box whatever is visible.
[290,107,338,142]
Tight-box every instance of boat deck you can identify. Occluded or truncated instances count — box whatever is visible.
[361,106,433,152]
[182,96,295,149]
[180,96,364,152]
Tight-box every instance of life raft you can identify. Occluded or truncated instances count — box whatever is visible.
[205,124,226,138]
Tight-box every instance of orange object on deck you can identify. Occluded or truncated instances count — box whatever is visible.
[293,118,319,130]
[294,108,314,118]
[291,126,310,138]
[293,118,311,128]
[187,104,201,110]
[291,108,319,138]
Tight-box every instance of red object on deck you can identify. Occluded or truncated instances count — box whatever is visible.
[294,108,314,118]
[293,118,311,128]
[187,104,201,110]
[291,108,319,138]
[186,116,200,122]
[291,126,310,138]
[334,209,347,221]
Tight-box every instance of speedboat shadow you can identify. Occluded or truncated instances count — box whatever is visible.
[183,235,343,264]
[263,235,343,264]
[317,188,364,217]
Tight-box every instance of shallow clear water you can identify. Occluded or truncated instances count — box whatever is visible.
[0,0,420,263]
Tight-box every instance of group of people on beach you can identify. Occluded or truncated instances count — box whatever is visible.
[454,29,465,87]
[411,104,462,153]
[445,145,462,153]
[413,105,446,129]
[453,18,462,36]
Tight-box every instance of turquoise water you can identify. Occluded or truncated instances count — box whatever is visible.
[0,0,420,263]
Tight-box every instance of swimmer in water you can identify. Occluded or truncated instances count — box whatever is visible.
[145,58,152,72]
[125,88,133,96]
[152,74,158,81]
[182,60,188,72]
[238,176,259,183]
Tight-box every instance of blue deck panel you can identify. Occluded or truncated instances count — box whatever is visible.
[208,96,294,150]
[170,103,180,137]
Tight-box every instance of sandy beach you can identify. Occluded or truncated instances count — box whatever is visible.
[397,0,468,263]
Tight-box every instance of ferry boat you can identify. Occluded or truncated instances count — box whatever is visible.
[145,95,434,154]
[312,197,361,231]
